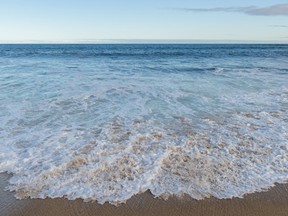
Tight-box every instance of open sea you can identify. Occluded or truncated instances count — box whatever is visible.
[0,44,287,204]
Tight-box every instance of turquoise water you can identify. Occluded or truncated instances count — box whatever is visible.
[0,44,287,204]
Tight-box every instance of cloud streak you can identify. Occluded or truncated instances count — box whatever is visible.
[174,4,288,16]
[269,25,288,28]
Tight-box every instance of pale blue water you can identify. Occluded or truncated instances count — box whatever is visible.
[0,44,287,204]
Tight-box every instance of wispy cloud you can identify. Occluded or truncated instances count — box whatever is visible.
[174,4,288,16]
[269,25,288,28]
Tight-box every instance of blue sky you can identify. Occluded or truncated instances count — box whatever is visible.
[0,0,288,43]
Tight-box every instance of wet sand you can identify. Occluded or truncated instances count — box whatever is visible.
[1,172,288,216]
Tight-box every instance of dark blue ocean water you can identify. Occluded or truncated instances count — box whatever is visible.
[0,44,287,204]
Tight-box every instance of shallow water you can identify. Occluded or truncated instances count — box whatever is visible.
[0,44,287,204]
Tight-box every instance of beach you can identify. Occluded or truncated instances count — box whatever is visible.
[1,0,288,215]
[1,173,288,216]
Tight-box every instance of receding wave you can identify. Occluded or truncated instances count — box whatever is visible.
[0,44,287,205]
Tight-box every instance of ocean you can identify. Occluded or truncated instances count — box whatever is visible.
[0,44,287,205]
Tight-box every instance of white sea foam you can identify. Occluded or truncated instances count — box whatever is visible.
[0,47,288,204]
[1,109,287,205]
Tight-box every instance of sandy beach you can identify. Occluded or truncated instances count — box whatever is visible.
[1,173,287,216]
[1,0,288,214]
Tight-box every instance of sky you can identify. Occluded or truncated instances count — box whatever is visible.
[0,0,288,43]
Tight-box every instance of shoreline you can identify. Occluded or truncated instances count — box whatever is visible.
[1,173,288,216]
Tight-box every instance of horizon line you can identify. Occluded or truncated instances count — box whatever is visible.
[0,39,288,44]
